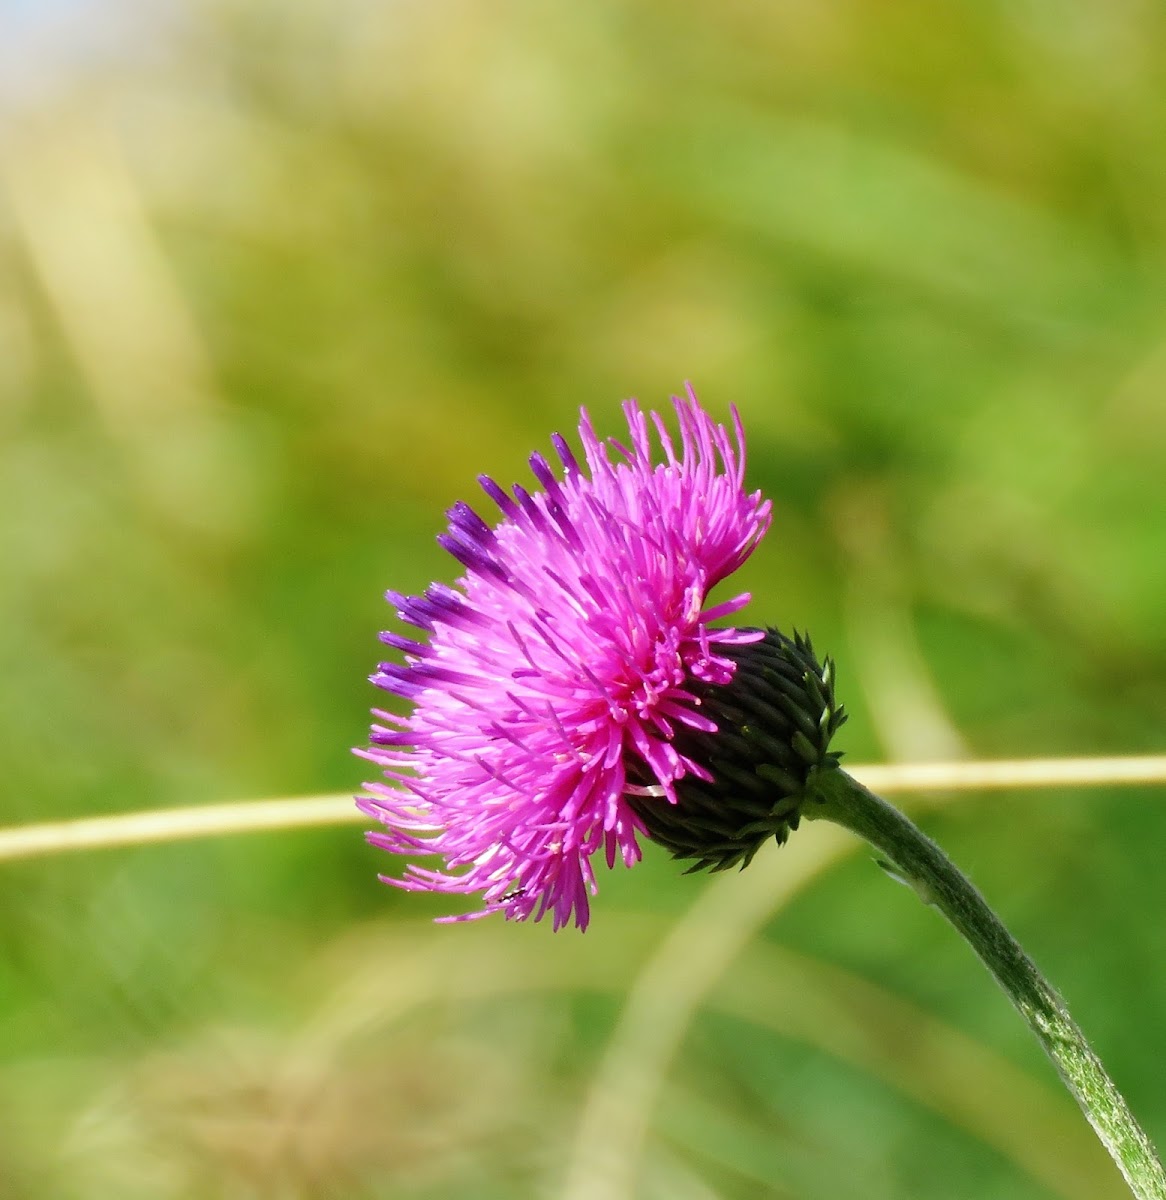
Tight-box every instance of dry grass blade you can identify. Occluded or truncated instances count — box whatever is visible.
[0,796,360,862]
[1,757,1164,864]
[855,756,1166,792]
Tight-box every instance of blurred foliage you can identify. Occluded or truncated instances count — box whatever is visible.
[1,0,1165,1196]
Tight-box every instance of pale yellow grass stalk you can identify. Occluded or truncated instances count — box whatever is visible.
[1,756,1165,864]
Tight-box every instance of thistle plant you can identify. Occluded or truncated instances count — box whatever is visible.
[358,388,1165,1198]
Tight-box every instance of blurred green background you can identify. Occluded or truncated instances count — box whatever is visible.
[1,2,1165,1197]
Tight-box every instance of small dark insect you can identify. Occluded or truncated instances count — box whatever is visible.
[501,887,526,903]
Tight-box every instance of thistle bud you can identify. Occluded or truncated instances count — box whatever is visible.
[627,628,847,873]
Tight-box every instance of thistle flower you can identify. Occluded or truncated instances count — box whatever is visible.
[356,386,774,929]
[352,398,1166,1200]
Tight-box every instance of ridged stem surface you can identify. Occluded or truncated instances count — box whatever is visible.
[807,767,1166,1200]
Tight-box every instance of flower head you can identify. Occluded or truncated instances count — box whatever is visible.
[357,386,772,930]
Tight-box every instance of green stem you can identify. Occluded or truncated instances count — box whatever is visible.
[805,766,1166,1200]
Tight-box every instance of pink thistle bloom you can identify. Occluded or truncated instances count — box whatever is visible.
[356,386,772,930]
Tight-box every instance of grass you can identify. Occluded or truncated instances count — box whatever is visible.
[2,2,1165,1196]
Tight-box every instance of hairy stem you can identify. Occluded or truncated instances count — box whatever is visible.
[806,766,1166,1200]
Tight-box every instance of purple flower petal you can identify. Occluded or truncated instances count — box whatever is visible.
[356,386,772,930]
